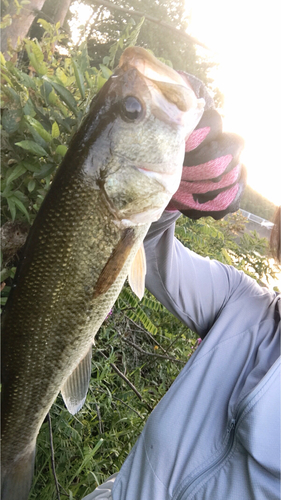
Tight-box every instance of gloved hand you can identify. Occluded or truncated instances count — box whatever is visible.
[167,72,246,220]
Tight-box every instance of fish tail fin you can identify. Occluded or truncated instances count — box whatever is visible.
[1,445,36,500]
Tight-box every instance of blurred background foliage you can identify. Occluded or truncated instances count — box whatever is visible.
[1,6,280,500]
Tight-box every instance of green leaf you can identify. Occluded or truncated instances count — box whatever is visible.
[55,145,68,156]
[69,439,104,484]
[33,41,44,64]
[47,89,58,106]
[0,268,11,282]
[23,98,36,116]
[126,307,158,335]
[41,80,53,102]
[120,287,138,308]
[2,184,12,198]
[0,15,12,29]
[9,196,30,222]
[13,190,29,203]
[33,163,56,179]
[1,86,21,103]
[141,297,163,311]
[25,124,48,149]
[43,77,78,115]
[96,74,107,92]
[2,109,22,134]
[27,52,41,74]
[56,67,68,85]
[52,113,73,133]
[6,164,26,185]
[37,18,53,33]
[0,52,6,66]
[51,121,60,138]
[7,197,16,220]
[99,64,112,80]
[1,69,12,86]
[25,40,45,72]
[72,58,85,99]
[84,70,93,89]
[15,140,48,157]
[20,72,37,90]
[103,56,110,66]
[25,116,52,143]
[28,179,36,192]
[221,248,233,264]
[21,161,41,173]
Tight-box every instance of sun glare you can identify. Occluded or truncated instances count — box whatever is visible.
[69,3,94,45]
[186,0,280,206]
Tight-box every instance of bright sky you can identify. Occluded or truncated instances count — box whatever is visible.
[186,0,280,205]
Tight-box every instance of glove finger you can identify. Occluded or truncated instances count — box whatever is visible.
[181,155,233,182]
[184,132,244,173]
[169,184,237,212]
[185,108,223,152]
[179,166,247,220]
[177,164,241,195]
[167,164,246,212]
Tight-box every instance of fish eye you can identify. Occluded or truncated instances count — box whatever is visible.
[121,96,143,122]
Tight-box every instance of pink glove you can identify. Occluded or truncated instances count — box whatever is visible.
[167,72,246,220]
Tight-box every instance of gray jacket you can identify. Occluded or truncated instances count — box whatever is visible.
[84,211,280,500]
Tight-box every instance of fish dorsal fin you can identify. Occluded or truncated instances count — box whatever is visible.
[61,346,92,415]
[128,243,146,300]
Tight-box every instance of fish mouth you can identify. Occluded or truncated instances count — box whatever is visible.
[110,152,184,198]
[136,165,182,197]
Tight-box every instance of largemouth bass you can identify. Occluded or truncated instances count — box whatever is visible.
[1,46,204,500]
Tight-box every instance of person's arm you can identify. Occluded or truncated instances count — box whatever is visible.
[144,210,246,339]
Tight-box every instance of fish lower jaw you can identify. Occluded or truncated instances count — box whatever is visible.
[113,217,148,228]
[115,205,168,227]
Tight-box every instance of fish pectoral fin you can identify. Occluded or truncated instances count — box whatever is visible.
[93,227,135,299]
[61,346,92,415]
[1,443,36,500]
[128,243,146,300]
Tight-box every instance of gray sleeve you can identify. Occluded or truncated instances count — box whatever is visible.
[144,211,258,338]
[81,473,117,500]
